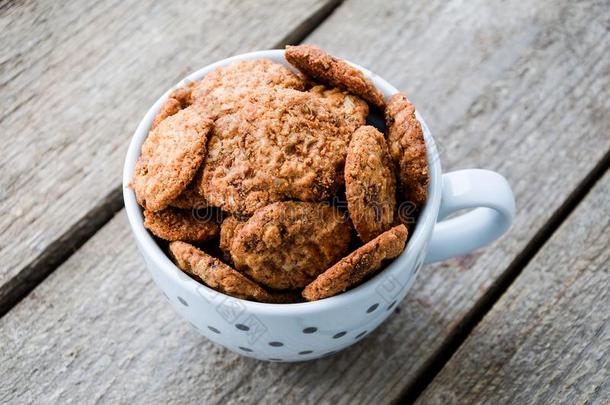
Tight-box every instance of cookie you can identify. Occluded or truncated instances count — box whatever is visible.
[133,105,212,212]
[302,224,408,301]
[191,59,306,118]
[285,44,386,109]
[308,85,369,136]
[169,172,208,209]
[169,241,282,303]
[230,201,352,290]
[168,184,207,209]
[199,87,351,215]
[151,83,196,129]
[219,216,246,263]
[385,93,429,210]
[143,207,218,242]
[345,126,397,242]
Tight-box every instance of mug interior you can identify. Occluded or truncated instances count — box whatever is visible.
[122,49,442,315]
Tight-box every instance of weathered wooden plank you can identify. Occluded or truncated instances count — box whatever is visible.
[0,213,239,404]
[0,0,340,313]
[1,0,609,404]
[262,0,608,402]
[417,172,610,404]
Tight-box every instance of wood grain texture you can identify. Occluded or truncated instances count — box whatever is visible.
[1,0,610,404]
[0,0,339,313]
[0,213,246,404]
[265,0,609,402]
[418,172,610,404]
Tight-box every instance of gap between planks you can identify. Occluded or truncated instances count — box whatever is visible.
[0,0,344,319]
[4,2,608,398]
[400,149,610,404]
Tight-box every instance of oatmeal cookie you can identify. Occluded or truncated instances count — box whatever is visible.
[302,224,408,301]
[219,216,246,262]
[199,88,352,215]
[168,183,207,209]
[285,45,386,109]
[133,105,212,212]
[143,207,218,242]
[191,59,306,118]
[151,83,196,129]
[385,93,429,210]
[308,85,368,135]
[169,171,208,209]
[230,201,352,290]
[345,126,397,242]
[169,241,281,303]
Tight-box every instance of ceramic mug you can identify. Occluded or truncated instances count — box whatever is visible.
[123,49,515,362]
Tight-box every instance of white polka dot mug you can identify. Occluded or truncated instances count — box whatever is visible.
[123,50,516,362]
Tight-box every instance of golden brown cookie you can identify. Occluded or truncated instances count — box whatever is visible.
[151,83,196,129]
[302,224,408,301]
[199,88,351,215]
[385,93,429,210]
[169,241,279,303]
[191,59,306,118]
[169,173,208,209]
[133,105,212,212]
[219,216,246,263]
[345,126,397,242]
[285,45,386,109]
[230,201,352,290]
[308,85,369,136]
[168,185,207,209]
[143,207,218,242]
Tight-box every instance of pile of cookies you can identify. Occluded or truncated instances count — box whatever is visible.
[131,45,428,303]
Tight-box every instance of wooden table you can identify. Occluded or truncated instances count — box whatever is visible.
[1,1,608,403]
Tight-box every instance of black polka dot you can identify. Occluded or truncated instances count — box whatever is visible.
[269,358,282,361]
[333,331,347,339]
[235,324,250,331]
[208,326,221,334]
[386,300,397,311]
[162,292,169,301]
[323,351,337,357]
[268,341,284,347]
[177,296,188,306]
[355,331,368,339]
[302,327,317,334]
[367,303,379,313]
[239,346,253,352]
[299,350,313,355]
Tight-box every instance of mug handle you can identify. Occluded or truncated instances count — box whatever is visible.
[424,169,516,264]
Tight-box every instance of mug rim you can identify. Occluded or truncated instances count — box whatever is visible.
[122,49,442,315]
